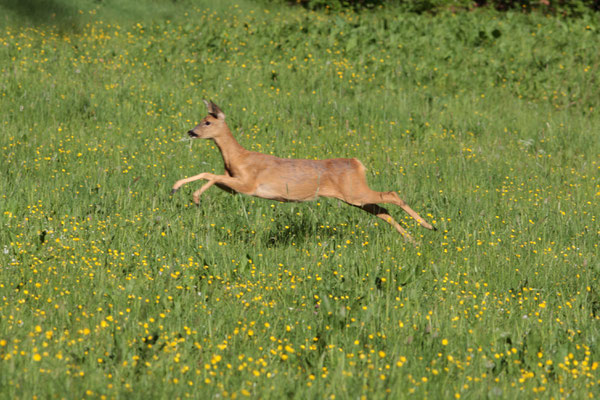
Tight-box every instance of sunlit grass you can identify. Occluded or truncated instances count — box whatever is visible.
[0,0,598,398]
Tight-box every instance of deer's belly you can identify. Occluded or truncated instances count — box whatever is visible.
[253,181,319,202]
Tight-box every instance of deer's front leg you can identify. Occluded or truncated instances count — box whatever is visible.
[192,174,253,205]
[172,172,213,194]
[192,179,217,205]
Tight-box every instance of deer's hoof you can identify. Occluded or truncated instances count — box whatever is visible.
[171,188,178,195]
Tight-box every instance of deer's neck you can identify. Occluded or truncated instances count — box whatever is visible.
[213,126,246,175]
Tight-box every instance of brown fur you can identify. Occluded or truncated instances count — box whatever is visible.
[172,100,436,244]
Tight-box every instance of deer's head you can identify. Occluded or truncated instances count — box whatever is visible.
[187,100,226,139]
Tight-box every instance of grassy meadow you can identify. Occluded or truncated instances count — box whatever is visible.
[1,0,599,398]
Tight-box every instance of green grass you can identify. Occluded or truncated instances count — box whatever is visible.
[1,0,599,398]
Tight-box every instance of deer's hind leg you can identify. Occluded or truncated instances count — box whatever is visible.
[355,204,416,245]
[343,181,435,231]
[375,191,435,231]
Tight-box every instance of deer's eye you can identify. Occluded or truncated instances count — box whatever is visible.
[204,121,211,126]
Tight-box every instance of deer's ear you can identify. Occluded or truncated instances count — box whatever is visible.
[210,101,225,120]
[204,99,225,120]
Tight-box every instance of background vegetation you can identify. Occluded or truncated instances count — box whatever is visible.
[291,0,600,15]
[1,0,598,398]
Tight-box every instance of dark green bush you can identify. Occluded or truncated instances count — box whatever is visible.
[285,0,600,15]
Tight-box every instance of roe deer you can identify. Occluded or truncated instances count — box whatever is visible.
[172,100,436,244]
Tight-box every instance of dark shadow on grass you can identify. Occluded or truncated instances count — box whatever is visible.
[261,213,347,248]
[0,0,80,31]
[263,218,316,247]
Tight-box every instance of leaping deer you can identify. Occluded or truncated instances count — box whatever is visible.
[172,100,436,244]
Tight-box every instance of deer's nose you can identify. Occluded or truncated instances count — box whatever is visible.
[188,130,198,138]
